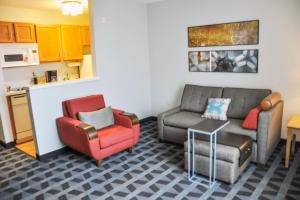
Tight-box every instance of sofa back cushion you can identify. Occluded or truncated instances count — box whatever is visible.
[222,88,271,119]
[63,94,106,119]
[181,85,223,113]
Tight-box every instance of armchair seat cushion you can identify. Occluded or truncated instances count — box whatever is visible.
[98,125,134,148]
[222,118,257,140]
[163,111,204,129]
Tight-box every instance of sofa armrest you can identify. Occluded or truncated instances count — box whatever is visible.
[257,100,284,165]
[56,117,100,156]
[157,106,181,140]
[112,109,139,128]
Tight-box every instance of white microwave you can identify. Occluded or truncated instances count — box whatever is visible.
[0,43,40,68]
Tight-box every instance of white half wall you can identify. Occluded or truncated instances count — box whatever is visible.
[27,0,152,155]
[148,0,300,139]
[28,79,101,155]
[0,69,13,143]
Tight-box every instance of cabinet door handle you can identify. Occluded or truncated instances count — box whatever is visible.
[12,95,26,99]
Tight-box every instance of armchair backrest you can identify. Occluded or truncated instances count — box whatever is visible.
[62,94,106,119]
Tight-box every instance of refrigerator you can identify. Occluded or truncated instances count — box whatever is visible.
[80,54,94,79]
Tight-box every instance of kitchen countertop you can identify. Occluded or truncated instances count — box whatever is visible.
[25,77,99,91]
[6,90,27,97]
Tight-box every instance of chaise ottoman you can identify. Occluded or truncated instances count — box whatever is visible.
[184,132,252,184]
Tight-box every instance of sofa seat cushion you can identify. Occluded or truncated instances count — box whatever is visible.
[222,118,257,140]
[98,125,133,148]
[163,111,204,129]
[184,140,240,163]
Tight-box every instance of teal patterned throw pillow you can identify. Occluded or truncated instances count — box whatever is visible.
[202,98,231,121]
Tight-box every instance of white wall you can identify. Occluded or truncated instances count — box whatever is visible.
[148,0,300,139]
[91,0,152,119]
[27,0,152,155]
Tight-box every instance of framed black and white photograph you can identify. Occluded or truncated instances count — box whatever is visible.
[188,51,210,72]
[189,49,258,73]
[211,49,258,73]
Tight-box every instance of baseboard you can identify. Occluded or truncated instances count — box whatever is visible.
[140,116,157,123]
[0,140,15,148]
[36,147,67,161]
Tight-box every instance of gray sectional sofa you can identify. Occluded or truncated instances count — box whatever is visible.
[158,84,284,165]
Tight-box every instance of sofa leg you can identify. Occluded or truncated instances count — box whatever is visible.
[95,160,102,167]
[127,147,133,153]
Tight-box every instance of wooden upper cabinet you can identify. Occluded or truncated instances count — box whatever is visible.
[80,26,90,46]
[36,25,62,63]
[14,23,36,43]
[0,22,14,43]
[60,25,83,61]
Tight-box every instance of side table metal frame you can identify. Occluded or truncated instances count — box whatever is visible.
[187,121,230,188]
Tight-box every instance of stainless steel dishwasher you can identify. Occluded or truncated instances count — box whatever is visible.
[11,94,33,144]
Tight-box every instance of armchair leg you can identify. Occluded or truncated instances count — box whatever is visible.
[127,147,133,153]
[257,163,266,169]
[95,160,102,167]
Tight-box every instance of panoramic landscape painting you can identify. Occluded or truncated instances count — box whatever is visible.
[188,20,259,47]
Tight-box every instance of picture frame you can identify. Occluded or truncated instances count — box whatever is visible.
[188,20,259,47]
[188,49,259,73]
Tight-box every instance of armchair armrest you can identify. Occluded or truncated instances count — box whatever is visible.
[56,117,98,141]
[56,117,100,156]
[257,100,284,165]
[112,109,139,128]
[76,123,98,140]
[157,106,181,140]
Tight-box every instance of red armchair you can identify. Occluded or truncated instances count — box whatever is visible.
[56,94,140,166]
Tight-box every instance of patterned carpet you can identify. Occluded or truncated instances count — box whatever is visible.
[0,120,300,200]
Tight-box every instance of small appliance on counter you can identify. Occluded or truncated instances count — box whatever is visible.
[0,43,39,68]
[45,70,58,83]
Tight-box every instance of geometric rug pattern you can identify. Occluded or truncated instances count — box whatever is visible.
[0,120,300,200]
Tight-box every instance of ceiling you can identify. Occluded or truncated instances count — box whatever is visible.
[0,0,163,13]
[0,0,89,13]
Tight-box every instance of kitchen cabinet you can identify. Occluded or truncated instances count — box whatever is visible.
[80,26,90,46]
[36,25,62,62]
[14,23,36,43]
[61,25,83,61]
[0,22,14,43]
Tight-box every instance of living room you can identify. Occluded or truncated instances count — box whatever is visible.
[0,0,300,199]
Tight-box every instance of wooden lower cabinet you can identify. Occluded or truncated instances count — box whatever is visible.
[36,25,62,62]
